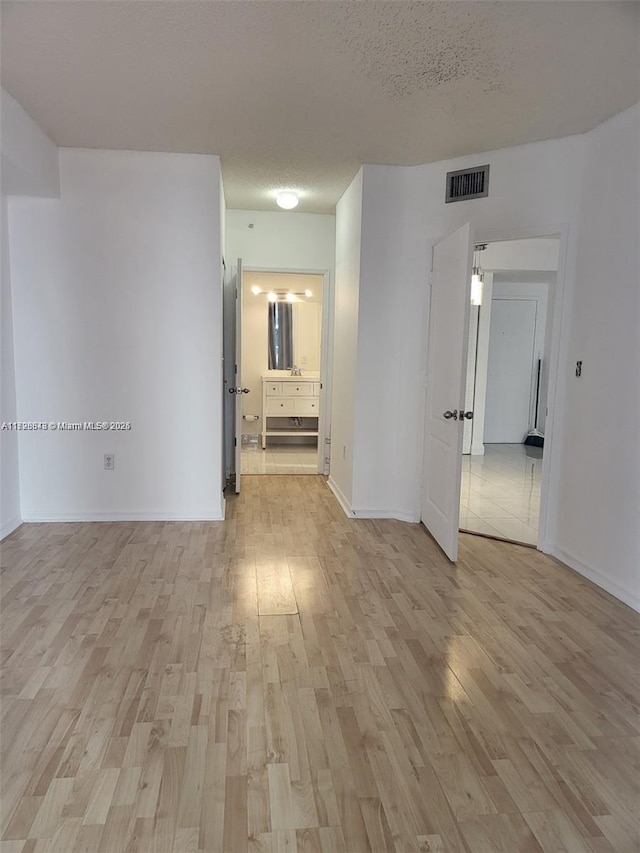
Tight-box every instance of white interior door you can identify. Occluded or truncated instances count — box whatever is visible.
[234,259,244,493]
[484,299,537,443]
[222,261,235,487]
[421,223,473,561]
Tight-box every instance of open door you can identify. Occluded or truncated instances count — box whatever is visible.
[222,260,234,489]
[421,224,473,560]
[222,259,247,493]
[233,259,244,493]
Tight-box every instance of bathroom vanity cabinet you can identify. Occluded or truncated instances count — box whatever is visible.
[261,376,320,450]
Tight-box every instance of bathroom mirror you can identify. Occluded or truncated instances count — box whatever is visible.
[267,300,321,370]
[268,302,293,369]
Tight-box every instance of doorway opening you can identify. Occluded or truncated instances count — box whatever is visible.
[240,270,327,476]
[459,237,560,546]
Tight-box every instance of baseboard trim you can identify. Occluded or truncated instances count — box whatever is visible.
[327,477,353,518]
[550,545,640,612]
[325,483,419,524]
[20,508,225,523]
[351,508,420,523]
[1,516,23,540]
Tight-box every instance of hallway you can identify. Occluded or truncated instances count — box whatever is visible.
[460,444,543,545]
[1,476,638,852]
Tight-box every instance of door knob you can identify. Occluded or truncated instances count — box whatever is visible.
[462,410,473,419]
[443,410,458,420]
[228,387,251,394]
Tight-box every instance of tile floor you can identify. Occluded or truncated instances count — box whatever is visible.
[460,443,543,545]
[241,443,319,475]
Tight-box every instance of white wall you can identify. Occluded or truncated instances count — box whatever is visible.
[553,104,640,609]
[349,166,429,518]
[341,134,584,522]
[1,89,60,538]
[9,148,224,520]
[226,209,335,274]
[294,302,321,372]
[481,238,560,272]
[1,89,60,197]
[1,195,21,537]
[329,169,363,511]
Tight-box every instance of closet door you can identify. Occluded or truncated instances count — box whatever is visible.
[484,299,537,443]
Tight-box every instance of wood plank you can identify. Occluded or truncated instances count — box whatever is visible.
[257,560,298,616]
[1,476,638,851]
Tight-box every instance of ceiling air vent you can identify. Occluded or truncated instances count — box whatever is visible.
[445,165,490,203]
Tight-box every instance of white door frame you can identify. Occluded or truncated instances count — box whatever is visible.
[470,224,570,553]
[243,265,333,475]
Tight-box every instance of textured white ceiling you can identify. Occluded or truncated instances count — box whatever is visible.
[2,2,639,213]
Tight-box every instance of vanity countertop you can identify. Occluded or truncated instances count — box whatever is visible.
[262,372,319,381]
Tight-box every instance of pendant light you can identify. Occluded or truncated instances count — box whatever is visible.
[470,244,485,306]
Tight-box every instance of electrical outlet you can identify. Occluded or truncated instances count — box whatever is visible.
[104,454,115,470]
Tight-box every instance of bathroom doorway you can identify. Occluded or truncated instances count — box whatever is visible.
[459,237,559,546]
[240,270,327,475]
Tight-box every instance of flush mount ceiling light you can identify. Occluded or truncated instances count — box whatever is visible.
[276,191,299,210]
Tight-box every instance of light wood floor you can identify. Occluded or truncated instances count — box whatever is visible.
[1,476,638,853]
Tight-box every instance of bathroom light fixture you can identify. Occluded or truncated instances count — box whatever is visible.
[251,285,261,295]
[253,288,314,302]
[276,191,299,210]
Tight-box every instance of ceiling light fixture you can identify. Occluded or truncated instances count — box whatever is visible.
[276,191,299,210]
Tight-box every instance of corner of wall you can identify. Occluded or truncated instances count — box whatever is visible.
[548,545,640,613]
